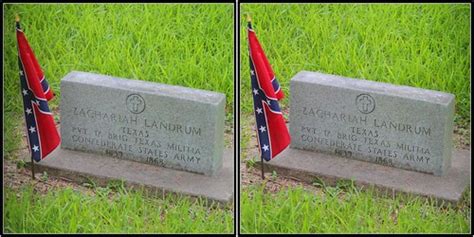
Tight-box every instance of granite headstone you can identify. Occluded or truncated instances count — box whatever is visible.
[60,71,225,176]
[290,71,455,176]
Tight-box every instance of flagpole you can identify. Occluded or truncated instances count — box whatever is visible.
[247,14,264,180]
[31,155,36,180]
[16,14,35,180]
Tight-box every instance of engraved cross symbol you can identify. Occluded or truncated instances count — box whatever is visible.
[356,93,375,114]
[126,94,145,114]
[360,96,372,112]
[130,96,142,112]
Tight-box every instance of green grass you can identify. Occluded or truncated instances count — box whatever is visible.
[3,3,234,155]
[4,185,233,233]
[3,4,234,234]
[238,5,471,233]
[240,4,470,126]
[241,183,470,233]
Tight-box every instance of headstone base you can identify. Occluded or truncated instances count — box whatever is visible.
[256,148,470,204]
[33,146,234,205]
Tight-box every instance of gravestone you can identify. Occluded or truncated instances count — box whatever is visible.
[34,71,234,204]
[290,71,455,176]
[257,70,470,204]
[60,71,225,176]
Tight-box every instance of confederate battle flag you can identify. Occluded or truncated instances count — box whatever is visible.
[16,18,60,162]
[248,20,290,161]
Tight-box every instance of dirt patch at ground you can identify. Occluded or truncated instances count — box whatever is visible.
[4,154,95,196]
[454,124,471,150]
[240,116,324,195]
[4,117,94,195]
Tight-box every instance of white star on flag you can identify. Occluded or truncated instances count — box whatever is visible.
[35,100,40,104]
[253,88,259,95]
[22,89,28,96]
[259,126,266,133]
[250,70,255,76]
[19,70,24,76]
[267,99,271,105]
[262,144,269,152]
[25,108,32,115]
[29,126,36,133]
[256,107,263,114]
[32,145,39,152]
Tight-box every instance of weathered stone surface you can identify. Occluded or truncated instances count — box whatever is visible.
[60,71,225,176]
[35,146,234,205]
[257,148,470,204]
[290,71,455,176]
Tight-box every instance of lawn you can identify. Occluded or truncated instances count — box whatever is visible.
[241,182,470,233]
[5,184,234,233]
[3,3,234,234]
[239,3,471,234]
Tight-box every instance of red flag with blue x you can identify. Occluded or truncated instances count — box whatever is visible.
[16,19,60,162]
[248,21,290,161]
